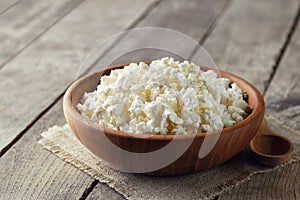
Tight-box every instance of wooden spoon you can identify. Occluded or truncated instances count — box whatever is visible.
[249,119,293,166]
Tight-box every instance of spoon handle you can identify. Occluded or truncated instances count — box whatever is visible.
[257,120,275,136]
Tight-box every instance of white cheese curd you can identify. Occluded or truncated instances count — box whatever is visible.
[77,57,250,135]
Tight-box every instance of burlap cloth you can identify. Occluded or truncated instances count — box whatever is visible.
[38,116,300,200]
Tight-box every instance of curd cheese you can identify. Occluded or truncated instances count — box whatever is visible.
[77,57,250,135]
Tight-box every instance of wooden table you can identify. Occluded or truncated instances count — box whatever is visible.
[1,0,300,199]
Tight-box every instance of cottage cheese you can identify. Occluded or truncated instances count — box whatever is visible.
[77,57,250,135]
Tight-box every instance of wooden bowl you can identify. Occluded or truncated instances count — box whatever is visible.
[63,64,264,176]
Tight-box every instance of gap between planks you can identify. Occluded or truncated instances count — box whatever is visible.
[0,0,86,70]
[79,0,161,78]
[1,0,298,198]
[217,1,300,198]
[73,0,164,198]
[0,0,22,15]
[0,0,160,158]
[0,88,64,157]
[188,0,234,60]
[263,3,300,96]
[0,0,232,199]
[80,0,234,199]
[70,0,300,198]
[0,0,161,199]
[79,180,99,200]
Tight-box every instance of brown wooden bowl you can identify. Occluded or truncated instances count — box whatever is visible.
[63,63,264,176]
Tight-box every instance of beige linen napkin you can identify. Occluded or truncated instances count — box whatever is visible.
[38,116,300,200]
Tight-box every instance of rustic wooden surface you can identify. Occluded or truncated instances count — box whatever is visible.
[0,0,20,14]
[0,0,157,154]
[0,0,84,69]
[0,0,299,199]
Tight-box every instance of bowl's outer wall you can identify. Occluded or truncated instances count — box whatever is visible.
[63,64,265,176]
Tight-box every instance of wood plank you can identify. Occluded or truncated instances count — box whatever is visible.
[0,99,95,200]
[84,0,230,72]
[264,18,300,131]
[219,162,300,200]
[0,0,157,154]
[219,114,300,199]
[0,0,84,69]
[219,14,300,200]
[87,0,300,199]
[0,0,20,14]
[85,0,231,198]
[0,99,124,200]
[136,0,228,40]
[201,0,300,198]
[0,0,230,199]
[86,182,124,200]
[0,0,157,199]
[198,0,299,94]
[1,0,298,199]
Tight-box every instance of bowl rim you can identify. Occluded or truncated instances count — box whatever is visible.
[64,63,265,141]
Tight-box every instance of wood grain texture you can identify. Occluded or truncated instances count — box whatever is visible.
[214,0,300,199]
[0,0,20,14]
[86,183,124,200]
[219,115,300,200]
[85,0,300,197]
[0,0,231,198]
[0,0,299,199]
[0,99,95,200]
[136,0,228,40]
[219,162,300,200]
[87,0,230,73]
[264,18,300,131]
[0,0,157,199]
[0,0,157,154]
[0,0,84,69]
[219,108,300,199]
[198,0,299,93]
[83,0,231,195]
